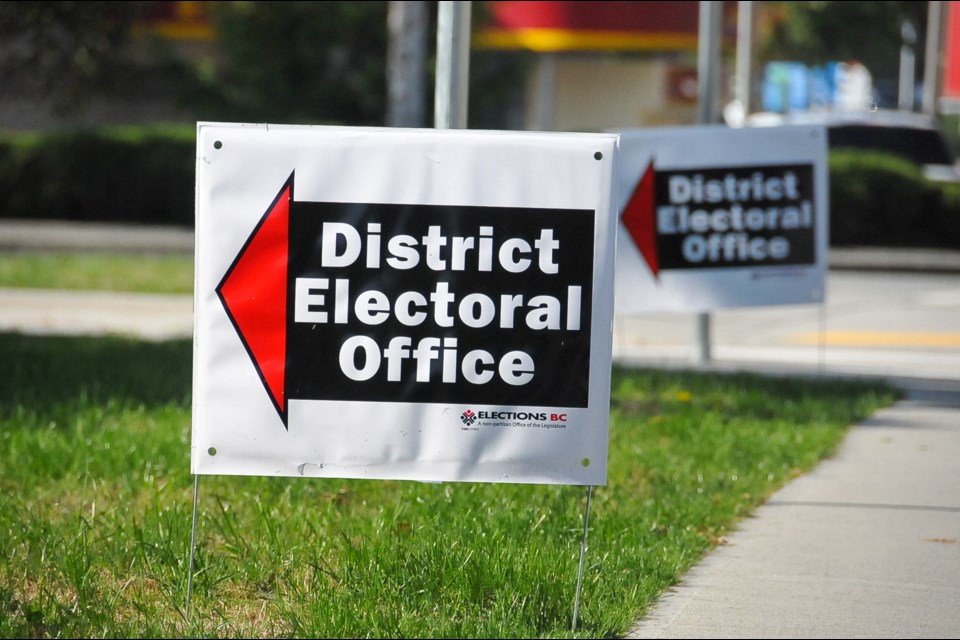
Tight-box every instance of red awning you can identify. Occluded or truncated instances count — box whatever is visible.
[474,1,704,52]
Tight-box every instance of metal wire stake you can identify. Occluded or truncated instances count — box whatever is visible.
[572,484,594,632]
[185,474,201,624]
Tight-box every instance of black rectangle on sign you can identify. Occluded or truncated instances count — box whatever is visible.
[655,164,816,270]
[286,202,595,408]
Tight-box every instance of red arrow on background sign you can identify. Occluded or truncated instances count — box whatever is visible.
[620,162,659,280]
[216,173,292,426]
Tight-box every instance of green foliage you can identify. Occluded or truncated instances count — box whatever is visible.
[2,126,959,249]
[0,125,195,226]
[468,49,533,131]
[759,1,927,88]
[941,114,960,156]
[828,149,960,247]
[0,1,149,111]
[0,332,898,638]
[0,2,394,127]
[0,2,530,131]
[186,1,390,125]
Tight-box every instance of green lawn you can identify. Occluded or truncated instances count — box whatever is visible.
[0,331,899,638]
[0,252,193,294]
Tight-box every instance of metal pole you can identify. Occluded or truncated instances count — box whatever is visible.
[695,1,723,364]
[535,52,557,131]
[734,1,754,116]
[697,1,723,125]
[695,314,711,363]
[899,17,917,111]
[185,474,201,623]
[387,1,429,127]
[922,1,944,115]
[435,1,472,129]
[571,485,594,632]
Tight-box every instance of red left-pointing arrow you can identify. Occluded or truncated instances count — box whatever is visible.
[620,162,659,280]
[216,172,292,426]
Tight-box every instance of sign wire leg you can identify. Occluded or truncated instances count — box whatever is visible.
[572,484,594,632]
[185,474,201,624]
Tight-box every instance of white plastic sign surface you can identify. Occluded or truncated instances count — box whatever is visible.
[192,123,618,486]
[614,125,829,313]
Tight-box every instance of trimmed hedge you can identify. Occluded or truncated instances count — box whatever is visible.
[0,126,196,227]
[829,149,960,248]
[0,127,958,248]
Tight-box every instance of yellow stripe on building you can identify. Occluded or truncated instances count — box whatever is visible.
[474,29,698,52]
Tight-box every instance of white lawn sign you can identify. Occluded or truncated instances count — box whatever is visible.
[192,123,619,486]
[613,125,829,313]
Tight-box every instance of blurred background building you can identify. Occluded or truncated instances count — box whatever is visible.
[0,1,956,139]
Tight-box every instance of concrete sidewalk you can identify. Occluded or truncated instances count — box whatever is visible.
[0,287,193,341]
[0,219,194,253]
[626,380,960,639]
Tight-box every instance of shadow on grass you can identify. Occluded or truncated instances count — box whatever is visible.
[0,332,192,415]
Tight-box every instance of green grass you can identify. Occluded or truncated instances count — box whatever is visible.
[0,252,194,294]
[0,331,900,638]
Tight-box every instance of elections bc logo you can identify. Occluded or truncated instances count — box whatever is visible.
[456,408,569,427]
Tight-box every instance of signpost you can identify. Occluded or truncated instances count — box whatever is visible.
[192,122,618,487]
[613,124,829,314]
